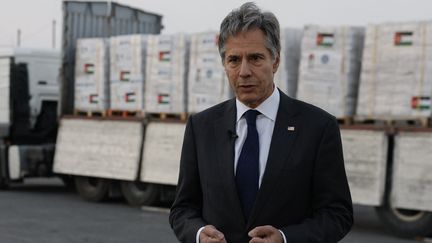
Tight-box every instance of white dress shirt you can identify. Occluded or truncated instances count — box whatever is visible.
[234,86,279,186]
[197,87,287,243]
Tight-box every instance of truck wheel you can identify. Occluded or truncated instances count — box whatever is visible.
[120,181,160,206]
[74,176,109,202]
[375,204,432,238]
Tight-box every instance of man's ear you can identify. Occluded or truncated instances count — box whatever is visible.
[273,53,280,73]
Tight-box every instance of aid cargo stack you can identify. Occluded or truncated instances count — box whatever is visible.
[109,34,147,113]
[145,34,188,117]
[275,28,302,98]
[342,21,432,237]
[187,31,231,113]
[74,38,109,115]
[355,21,432,224]
[356,21,432,124]
[0,56,10,132]
[297,25,365,119]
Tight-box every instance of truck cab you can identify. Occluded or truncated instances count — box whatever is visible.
[0,48,60,187]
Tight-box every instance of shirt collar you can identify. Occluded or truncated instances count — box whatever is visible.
[236,86,280,122]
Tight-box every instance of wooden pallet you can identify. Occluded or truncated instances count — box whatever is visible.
[107,110,144,118]
[415,236,432,242]
[74,109,106,117]
[146,112,188,121]
[337,117,353,125]
[354,117,431,128]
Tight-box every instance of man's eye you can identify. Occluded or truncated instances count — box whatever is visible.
[250,55,262,62]
[228,57,239,63]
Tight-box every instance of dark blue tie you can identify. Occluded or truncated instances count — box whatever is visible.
[236,109,260,219]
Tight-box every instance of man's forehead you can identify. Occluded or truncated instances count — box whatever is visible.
[225,29,266,42]
[224,41,269,56]
[225,50,266,56]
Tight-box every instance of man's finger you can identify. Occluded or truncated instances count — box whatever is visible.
[249,237,265,243]
[249,225,283,243]
[248,225,274,238]
[202,225,225,240]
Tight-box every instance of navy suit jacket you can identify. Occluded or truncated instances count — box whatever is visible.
[169,90,353,243]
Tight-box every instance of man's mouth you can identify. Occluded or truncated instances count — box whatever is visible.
[239,84,255,88]
[238,84,256,92]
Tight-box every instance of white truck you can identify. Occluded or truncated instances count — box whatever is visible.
[0,47,60,188]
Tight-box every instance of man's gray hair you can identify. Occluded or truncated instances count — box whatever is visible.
[218,2,281,61]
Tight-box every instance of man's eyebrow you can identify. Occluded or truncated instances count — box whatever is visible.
[248,52,265,56]
[226,54,240,59]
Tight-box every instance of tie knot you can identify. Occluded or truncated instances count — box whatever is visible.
[244,110,260,126]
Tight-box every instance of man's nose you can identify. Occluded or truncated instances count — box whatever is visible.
[239,59,252,78]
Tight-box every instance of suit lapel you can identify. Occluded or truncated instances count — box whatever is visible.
[248,91,300,227]
[213,99,246,226]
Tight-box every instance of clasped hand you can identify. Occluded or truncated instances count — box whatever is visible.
[200,225,283,243]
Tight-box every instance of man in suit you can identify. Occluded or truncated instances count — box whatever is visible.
[169,2,353,243]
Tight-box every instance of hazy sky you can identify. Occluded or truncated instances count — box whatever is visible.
[1,0,431,50]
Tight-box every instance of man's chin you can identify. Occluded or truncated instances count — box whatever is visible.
[238,97,260,108]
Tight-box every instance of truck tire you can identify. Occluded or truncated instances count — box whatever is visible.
[74,176,109,202]
[376,204,432,238]
[120,181,160,206]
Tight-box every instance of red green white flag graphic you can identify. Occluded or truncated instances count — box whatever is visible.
[84,63,95,74]
[411,96,431,110]
[316,33,334,47]
[158,94,170,104]
[89,94,98,104]
[394,32,413,46]
[159,51,171,61]
[120,71,130,81]
[125,92,136,103]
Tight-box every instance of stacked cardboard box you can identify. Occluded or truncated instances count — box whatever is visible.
[357,21,432,119]
[187,31,231,113]
[110,34,147,111]
[275,28,302,98]
[297,25,364,117]
[0,58,10,126]
[145,34,188,114]
[74,38,109,111]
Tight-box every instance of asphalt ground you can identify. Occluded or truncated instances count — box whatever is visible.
[0,178,430,243]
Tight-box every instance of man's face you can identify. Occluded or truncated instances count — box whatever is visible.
[223,28,279,108]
